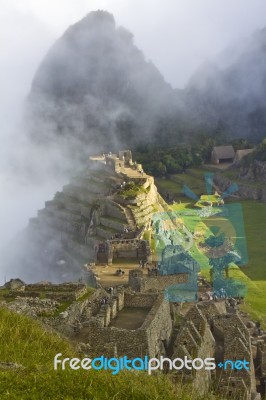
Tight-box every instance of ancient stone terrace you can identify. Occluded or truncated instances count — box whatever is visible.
[3,280,87,303]
[28,149,168,281]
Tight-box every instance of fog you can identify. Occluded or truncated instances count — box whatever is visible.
[1,0,266,282]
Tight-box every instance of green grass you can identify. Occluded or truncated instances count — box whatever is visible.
[0,307,221,400]
[77,287,96,302]
[157,172,266,327]
[156,169,266,328]
[119,182,148,200]
[170,173,205,193]
[155,168,207,202]
[187,200,266,326]
[236,201,266,325]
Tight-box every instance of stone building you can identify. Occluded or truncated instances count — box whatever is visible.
[90,150,134,174]
[3,276,264,399]
[172,304,216,396]
[211,145,235,165]
[128,269,188,293]
[97,238,151,265]
[75,291,172,358]
[169,302,261,399]
[213,314,257,400]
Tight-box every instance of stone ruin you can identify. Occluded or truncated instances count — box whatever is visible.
[15,149,167,282]
[89,150,139,174]
[128,269,188,293]
[75,290,172,359]
[1,276,266,399]
[2,149,266,399]
[3,280,87,303]
[170,301,263,399]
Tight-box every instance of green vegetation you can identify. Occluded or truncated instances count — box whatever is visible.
[0,307,221,399]
[193,200,266,327]
[134,135,255,178]
[143,230,151,241]
[119,182,147,199]
[156,169,266,327]
[155,168,208,201]
[77,287,95,302]
[135,146,203,177]
[236,200,266,325]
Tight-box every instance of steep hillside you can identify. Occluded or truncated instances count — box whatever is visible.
[2,152,168,283]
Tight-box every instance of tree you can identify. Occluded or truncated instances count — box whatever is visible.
[147,161,167,177]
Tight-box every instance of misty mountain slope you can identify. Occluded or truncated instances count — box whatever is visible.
[25,11,266,169]
[26,10,173,158]
[184,28,266,141]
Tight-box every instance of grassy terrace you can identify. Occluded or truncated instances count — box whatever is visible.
[155,169,207,201]
[119,182,148,199]
[0,308,221,399]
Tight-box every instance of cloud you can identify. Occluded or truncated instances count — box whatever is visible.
[0,0,266,282]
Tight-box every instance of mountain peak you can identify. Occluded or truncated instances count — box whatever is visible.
[68,10,116,33]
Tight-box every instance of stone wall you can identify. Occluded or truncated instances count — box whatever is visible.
[172,304,215,396]
[102,200,128,221]
[78,291,172,359]
[219,316,255,399]
[5,283,88,302]
[197,301,226,324]
[142,295,172,356]
[83,322,149,358]
[209,313,256,400]
[49,288,108,337]
[124,292,158,308]
[257,341,266,378]
[212,313,249,340]
[108,240,150,263]
[128,269,188,292]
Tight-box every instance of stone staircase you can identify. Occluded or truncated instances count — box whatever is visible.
[121,206,137,231]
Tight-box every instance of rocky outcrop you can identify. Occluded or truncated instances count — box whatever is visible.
[238,160,266,183]
[214,172,266,202]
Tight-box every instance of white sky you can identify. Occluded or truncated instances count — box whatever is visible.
[0,0,266,255]
[1,0,266,94]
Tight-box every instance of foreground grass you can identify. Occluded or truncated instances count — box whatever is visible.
[0,308,220,400]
